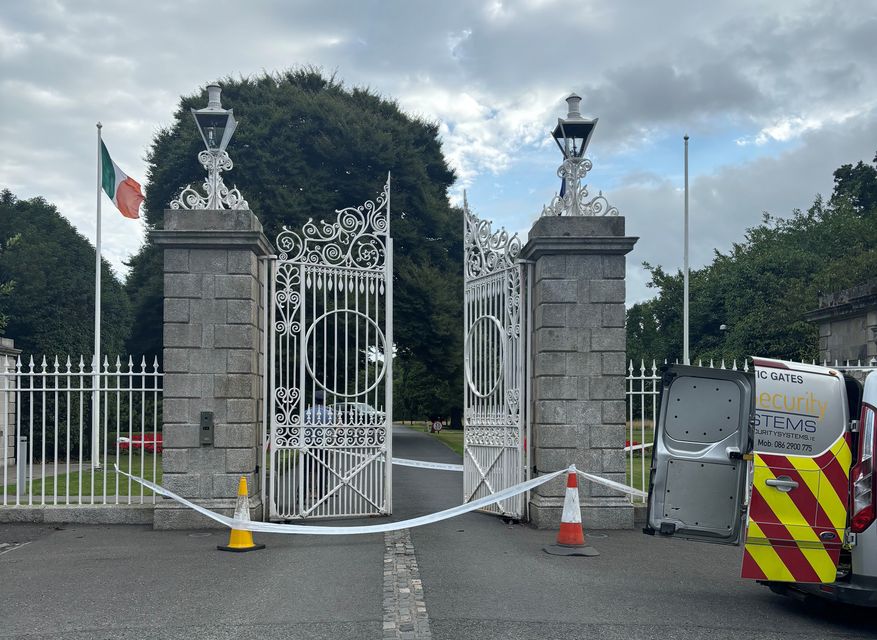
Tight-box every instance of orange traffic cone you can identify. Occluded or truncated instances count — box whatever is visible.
[217,476,266,552]
[543,467,599,557]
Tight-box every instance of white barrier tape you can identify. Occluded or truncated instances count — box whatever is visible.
[392,455,644,500]
[393,457,647,504]
[341,450,463,472]
[392,457,464,472]
[390,456,647,503]
[114,464,567,535]
[623,443,653,453]
[576,470,647,499]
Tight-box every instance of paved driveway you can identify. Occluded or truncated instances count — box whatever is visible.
[0,425,875,639]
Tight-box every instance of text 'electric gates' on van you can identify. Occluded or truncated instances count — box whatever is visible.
[645,358,877,606]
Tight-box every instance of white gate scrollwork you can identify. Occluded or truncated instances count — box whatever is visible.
[463,196,528,519]
[268,177,392,520]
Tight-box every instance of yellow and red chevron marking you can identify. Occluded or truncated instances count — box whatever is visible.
[741,435,851,583]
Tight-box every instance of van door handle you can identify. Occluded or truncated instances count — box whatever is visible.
[765,476,798,492]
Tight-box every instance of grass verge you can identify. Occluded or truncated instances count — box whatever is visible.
[403,422,465,457]
[626,451,653,499]
[4,452,162,498]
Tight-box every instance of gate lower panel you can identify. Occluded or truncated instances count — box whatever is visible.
[271,443,387,519]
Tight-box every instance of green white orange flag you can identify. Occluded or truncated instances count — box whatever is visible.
[100,141,144,219]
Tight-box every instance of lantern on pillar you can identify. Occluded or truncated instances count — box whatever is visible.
[193,84,238,155]
[541,93,617,217]
[551,93,597,161]
[171,84,248,210]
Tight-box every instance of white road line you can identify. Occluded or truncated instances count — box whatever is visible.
[0,541,32,556]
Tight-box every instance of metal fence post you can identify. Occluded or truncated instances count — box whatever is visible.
[17,434,27,497]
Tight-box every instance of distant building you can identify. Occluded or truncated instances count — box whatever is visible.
[804,280,877,365]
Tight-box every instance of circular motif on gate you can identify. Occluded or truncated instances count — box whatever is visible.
[464,315,505,398]
[303,309,387,398]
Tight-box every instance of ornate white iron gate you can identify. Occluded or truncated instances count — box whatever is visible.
[267,179,392,520]
[463,198,528,519]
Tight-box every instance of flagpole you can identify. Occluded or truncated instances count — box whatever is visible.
[93,122,102,470]
[683,134,690,366]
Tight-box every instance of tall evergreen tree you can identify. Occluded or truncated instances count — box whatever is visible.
[0,190,131,358]
[128,69,464,417]
[0,193,17,335]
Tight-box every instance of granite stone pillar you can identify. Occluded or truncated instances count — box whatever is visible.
[1,338,21,468]
[152,209,271,529]
[522,216,637,529]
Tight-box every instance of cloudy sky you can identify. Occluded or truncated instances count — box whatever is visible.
[1,0,875,303]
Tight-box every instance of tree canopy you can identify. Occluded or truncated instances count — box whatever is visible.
[627,152,877,366]
[0,190,131,358]
[127,69,464,418]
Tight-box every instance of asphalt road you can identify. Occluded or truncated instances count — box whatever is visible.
[1,425,876,639]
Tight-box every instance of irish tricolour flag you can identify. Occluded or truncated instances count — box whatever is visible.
[100,141,144,219]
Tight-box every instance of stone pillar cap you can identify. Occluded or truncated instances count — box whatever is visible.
[522,216,637,260]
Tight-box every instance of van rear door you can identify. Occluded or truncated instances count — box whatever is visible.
[645,365,754,544]
[743,358,851,584]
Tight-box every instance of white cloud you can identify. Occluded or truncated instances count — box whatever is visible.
[399,82,559,194]
[0,22,31,58]
[754,116,823,145]
[0,0,874,293]
[447,28,472,59]
[2,79,75,108]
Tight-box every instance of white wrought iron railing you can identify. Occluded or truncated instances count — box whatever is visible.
[625,357,877,504]
[1,354,162,507]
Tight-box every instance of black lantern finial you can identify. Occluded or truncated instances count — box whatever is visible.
[191,84,238,154]
[552,93,598,159]
[170,83,248,210]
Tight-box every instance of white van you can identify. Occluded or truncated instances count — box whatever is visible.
[645,358,877,606]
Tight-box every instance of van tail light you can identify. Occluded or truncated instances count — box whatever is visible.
[851,404,877,533]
